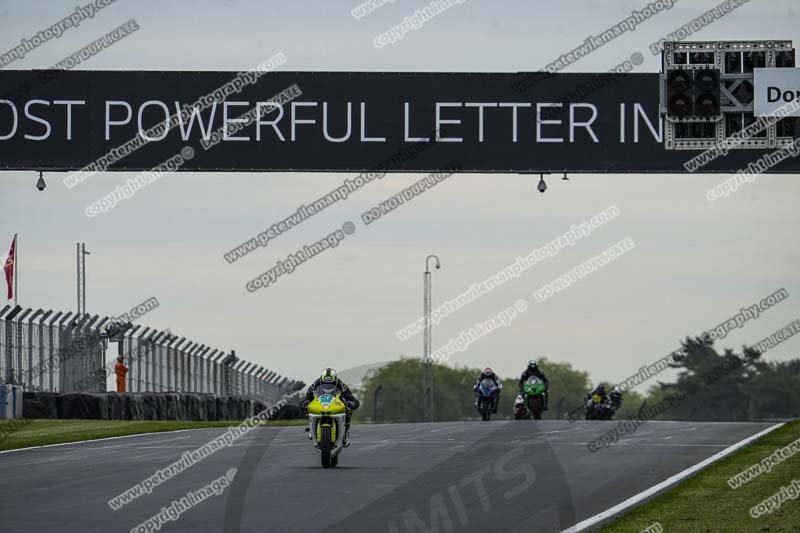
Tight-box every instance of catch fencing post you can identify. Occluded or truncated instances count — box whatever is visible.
[124,325,140,392]
[185,343,197,392]
[214,351,228,395]
[134,327,150,393]
[186,343,199,392]
[249,364,258,397]
[144,327,158,392]
[27,309,42,389]
[82,315,101,391]
[154,331,167,391]
[194,346,205,392]
[48,311,64,391]
[188,344,200,392]
[267,372,280,403]
[37,310,52,391]
[92,316,110,392]
[237,360,248,396]
[251,365,259,397]
[239,362,249,396]
[194,345,205,392]
[255,367,266,400]
[206,349,219,393]
[2,306,21,384]
[197,346,214,394]
[78,313,94,390]
[16,308,32,386]
[0,305,10,383]
[242,362,254,396]
[59,312,76,392]
[144,329,160,391]
[173,339,185,391]
[148,331,166,391]
[66,312,88,391]
[264,368,274,400]
[216,351,223,393]
[197,345,210,392]
[232,359,243,396]
[166,336,181,391]
[184,342,197,391]
[174,339,189,392]
[206,349,218,394]
[222,351,237,396]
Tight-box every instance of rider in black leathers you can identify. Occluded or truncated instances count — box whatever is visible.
[301,368,360,446]
[473,367,503,413]
[588,384,609,404]
[586,384,620,419]
[518,360,550,410]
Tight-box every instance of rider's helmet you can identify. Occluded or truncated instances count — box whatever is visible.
[481,367,494,379]
[320,368,337,384]
[527,359,539,372]
[595,384,607,395]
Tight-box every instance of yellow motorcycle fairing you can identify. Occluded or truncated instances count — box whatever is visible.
[307,393,347,415]
[308,393,345,444]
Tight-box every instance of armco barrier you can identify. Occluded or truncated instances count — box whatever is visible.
[21,391,302,421]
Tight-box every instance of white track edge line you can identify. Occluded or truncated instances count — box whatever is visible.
[559,422,786,533]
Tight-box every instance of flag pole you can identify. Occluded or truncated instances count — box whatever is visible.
[13,233,18,307]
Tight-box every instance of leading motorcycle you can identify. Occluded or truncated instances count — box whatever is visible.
[305,381,347,467]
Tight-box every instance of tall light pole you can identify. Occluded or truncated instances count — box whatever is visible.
[77,242,90,315]
[423,254,440,423]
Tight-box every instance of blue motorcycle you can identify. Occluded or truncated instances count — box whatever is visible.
[475,378,500,421]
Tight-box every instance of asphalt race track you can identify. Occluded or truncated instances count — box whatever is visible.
[0,420,776,532]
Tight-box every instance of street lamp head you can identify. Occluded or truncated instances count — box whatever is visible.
[426,254,441,272]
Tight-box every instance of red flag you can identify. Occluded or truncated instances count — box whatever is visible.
[4,235,15,300]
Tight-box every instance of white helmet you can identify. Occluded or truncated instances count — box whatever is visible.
[320,368,337,383]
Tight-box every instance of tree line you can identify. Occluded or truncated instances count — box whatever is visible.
[353,336,799,423]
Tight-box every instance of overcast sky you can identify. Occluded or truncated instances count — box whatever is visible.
[0,0,798,389]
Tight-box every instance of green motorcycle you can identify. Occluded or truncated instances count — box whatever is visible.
[522,376,546,420]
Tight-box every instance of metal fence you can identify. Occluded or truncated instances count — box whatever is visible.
[0,304,301,403]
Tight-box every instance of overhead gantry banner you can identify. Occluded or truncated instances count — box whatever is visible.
[0,70,798,173]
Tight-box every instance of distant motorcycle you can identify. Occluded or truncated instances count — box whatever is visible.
[585,394,614,420]
[585,388,624,420]
[475,378,500,421]
[522,376,546,420]
[513,393,528,420]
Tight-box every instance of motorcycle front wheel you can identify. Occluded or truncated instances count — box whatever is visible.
[476,399,488,421]
[528,396,544,420]
[320,425,333,468]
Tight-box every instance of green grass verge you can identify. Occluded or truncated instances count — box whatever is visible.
[600,420,800,533]
[0,418,306,452]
